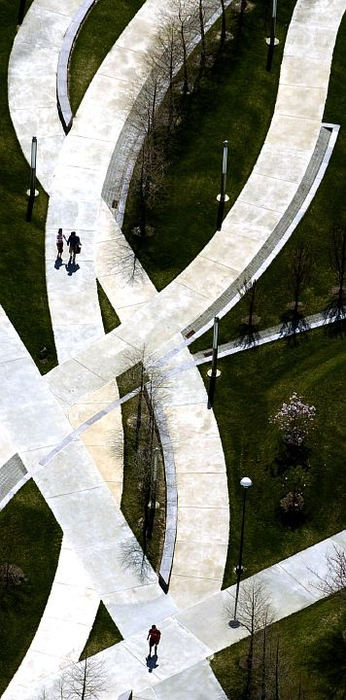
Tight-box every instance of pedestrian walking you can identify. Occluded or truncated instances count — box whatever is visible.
[66,231,81,265]
[56,228,64,259]
[147,624,161,658]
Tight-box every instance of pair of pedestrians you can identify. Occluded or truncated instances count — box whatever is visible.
[56,229,82,265]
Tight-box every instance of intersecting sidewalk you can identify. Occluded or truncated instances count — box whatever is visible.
[39,0,346,365]
[14,529,346,699]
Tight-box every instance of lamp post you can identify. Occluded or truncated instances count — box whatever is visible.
[229,476,253,628]
[26,136,38,222]
[216,140,229,231]
[207,316,220,409]
[266,0,278,72]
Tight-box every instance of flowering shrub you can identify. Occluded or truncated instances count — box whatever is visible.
[270,392,316,446]
[280,491,304,514]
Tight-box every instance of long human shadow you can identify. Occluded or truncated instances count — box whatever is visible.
[146,652,159,673]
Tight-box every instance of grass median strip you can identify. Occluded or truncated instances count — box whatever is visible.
[123,0,296,289]
[0,0,57,372]
[0,480,62,694]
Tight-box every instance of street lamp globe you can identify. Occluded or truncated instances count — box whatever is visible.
[240,476,252,489]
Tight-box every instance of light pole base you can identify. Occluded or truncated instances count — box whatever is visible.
[216,193,230,202]
[265,37,279,45]
[207,368,221,378]
[229,619,241,628]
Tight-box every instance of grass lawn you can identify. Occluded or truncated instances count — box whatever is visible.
[80,601,122,659]
[200,326,346,589]
[192,10,346,353]
[0,480,62,694]
[123,0,296,290]
[0,0,57,372]
[69,0,145,114]
[212,593,346,699]
[117,369,166,574]
[97,280,120,333]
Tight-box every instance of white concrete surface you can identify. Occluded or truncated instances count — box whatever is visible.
[8,0,82,193]
[2,536,99,700]
[13,530,346,699]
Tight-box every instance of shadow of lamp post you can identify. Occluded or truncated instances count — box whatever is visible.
[229,476,253,628]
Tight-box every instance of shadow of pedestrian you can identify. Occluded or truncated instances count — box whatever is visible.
[66,262,80,276]
[54,257,64,270]
[146,653,159,673]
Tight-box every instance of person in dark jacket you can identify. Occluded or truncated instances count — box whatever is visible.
[66,231,81,265]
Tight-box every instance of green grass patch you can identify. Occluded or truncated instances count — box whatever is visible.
[212,594,346,699]
[192,10,346,353]
[118,368,166,574]
[97,280,120,333]
[199,326,346,588]
[69,0,145,114]
[123,0,296,290]
[0,480,62,693]
[80,601,122,659]
[0,0,57,372]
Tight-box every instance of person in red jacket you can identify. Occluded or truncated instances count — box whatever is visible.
[147,624,161,657]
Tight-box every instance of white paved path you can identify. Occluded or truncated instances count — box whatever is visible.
[0,305,177,640]
[8,0,81,193]
[40,0,346,363]
[12,530,346,699]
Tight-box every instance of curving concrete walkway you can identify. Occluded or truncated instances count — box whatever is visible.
[8,0,82,193]
[0,306,184,697]
[39,0,345,364]
[11,529,346,699]
[4,0,346,695]
[2,535,100,700]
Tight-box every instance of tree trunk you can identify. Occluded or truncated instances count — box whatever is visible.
[194,0,206,92]
[220,0,226,47]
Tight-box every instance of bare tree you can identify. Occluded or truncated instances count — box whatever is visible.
[120,535,152,582]
[61,657,107,699]
[224,580,273,697]
[280,246,311,342]
[325,228,346,333]
[219,0,227,48]
[130,68,167,237]
[311,545,346,597]
[238,278,260,347]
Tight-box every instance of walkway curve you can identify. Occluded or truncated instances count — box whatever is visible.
[8,0,81,193]
[42,0,345,363]
[43,0,346,607]
[10,529,346,699]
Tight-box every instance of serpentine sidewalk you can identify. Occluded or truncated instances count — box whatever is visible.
[41,0,344,362]
[0,305,178,650]
[12,529,346,699]
[8,0,82,194]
